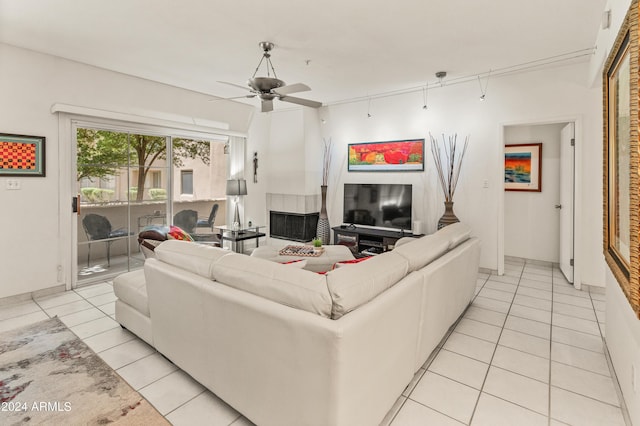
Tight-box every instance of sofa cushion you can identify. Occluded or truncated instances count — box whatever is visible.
[155,240,230,279]
[392,234,450,273]
[394,237,415,248]
[113,269,149,316]
[437,222,472,249]
[326,251,409,319]
[332,256,372,268]
[212,253,333,318]
[280,259,308,268]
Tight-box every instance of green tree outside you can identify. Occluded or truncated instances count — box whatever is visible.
[77,129,211,202]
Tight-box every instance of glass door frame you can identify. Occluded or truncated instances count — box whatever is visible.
[66,116,229,288]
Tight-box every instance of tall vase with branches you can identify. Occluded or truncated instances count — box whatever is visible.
[430,133,469,229]
[317,137,332,244]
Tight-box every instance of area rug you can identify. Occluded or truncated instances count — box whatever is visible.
[0,317,168,425]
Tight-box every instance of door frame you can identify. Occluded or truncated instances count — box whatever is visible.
[497,115,582,289]
[57,113,236,289]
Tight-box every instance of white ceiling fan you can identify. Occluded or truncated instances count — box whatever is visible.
[217,41,322,113]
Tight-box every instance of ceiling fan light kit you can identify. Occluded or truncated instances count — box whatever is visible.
[220,41,322,112]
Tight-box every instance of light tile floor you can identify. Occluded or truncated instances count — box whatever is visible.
[0,258,627,426]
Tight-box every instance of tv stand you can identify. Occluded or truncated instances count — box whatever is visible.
[332,225,421,257]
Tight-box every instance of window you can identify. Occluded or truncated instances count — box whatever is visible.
[151,171,162,188]
[181,170,193,194]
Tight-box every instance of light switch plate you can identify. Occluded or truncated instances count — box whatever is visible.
[6,179,20,190]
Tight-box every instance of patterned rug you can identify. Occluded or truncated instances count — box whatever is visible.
[0,317,168,425]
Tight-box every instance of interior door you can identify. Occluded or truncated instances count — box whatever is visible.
[559,123,575,283]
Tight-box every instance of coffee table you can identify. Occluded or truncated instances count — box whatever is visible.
[251,245,355,272]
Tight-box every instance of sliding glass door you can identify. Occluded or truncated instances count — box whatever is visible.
[76,127,171,284]
[74,123,228,286]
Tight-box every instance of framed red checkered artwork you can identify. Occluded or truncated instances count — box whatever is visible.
[0,133,46,177]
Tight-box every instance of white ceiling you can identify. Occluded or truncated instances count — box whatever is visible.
[0,0,607,109]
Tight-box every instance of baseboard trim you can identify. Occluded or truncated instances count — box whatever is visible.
[603,338,633,426]
[0,284,66,307]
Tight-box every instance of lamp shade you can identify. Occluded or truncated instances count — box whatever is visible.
[226,179,247,196]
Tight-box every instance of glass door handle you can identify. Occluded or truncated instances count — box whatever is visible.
[72,195,81,215]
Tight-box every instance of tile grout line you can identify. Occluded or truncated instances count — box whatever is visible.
[461,300,604,353]
[387,280,481,425]
[547,263,557,426]
[467,263,524,425]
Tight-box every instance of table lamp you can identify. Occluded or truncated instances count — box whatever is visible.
[226,179,247,230]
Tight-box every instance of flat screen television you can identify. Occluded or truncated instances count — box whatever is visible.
[343,183,412,231]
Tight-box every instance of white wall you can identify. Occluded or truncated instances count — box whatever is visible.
[606,269,640,425]
[265,109,306,194]
[301,63,603,277]
[0,43,253,299]
[595,0,640,424]
[504,123,565,262]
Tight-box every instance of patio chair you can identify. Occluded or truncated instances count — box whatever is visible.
[82,214,130,267]
[196,203,219,231]
[173,209,198,234]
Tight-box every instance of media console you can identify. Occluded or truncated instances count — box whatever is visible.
[332,225,422,257]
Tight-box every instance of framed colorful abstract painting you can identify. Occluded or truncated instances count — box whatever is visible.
[0,133,46,177]
[348,139,424,172]
[504,143,542,192]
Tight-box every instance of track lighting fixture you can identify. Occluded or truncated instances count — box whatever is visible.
[436,71,447,87]
[478,70,491,101]
[422,85,428,110]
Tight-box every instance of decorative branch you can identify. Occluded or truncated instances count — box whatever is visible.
[322,137,332,186]
[429,133,469,202]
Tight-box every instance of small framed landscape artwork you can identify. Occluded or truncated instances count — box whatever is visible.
[504,143,542,192]
[348,139,424,172]
[0,133,46,177]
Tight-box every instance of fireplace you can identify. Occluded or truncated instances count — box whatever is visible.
[270,211,319,242]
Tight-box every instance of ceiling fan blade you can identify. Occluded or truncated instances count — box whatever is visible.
[273,83,311,96]
[279,96,322,108]
[261,100,274,113]
[208,94,256,102]
[217,81,251,91]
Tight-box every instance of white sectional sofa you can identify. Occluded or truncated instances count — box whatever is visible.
[114,222,481,426]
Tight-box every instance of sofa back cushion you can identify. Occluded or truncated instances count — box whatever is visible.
[326,251,409,319]
[392,222,472,273]
[436,222,472,250]
[212,253,333,318]
[393,234,450,273]
[155,240,230,279]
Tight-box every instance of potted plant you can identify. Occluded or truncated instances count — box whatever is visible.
[312,237,323,248]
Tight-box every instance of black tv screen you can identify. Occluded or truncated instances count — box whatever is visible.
[343,183,412,231]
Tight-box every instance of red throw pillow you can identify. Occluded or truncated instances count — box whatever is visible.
[332,256,372,269]
[280,259,308,268]
[167,226,194,242]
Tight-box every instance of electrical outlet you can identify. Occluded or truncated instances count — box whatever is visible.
[6,179,20,190]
